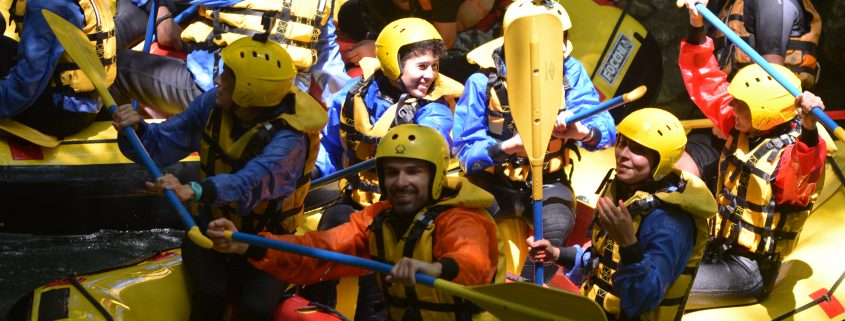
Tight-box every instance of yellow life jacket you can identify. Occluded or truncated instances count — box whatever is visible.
[198,89,327,234]
[469,42,574,183]
[712,0,821,89]
[711,127,820,261]
[181,0,330,72]
[5,0,116,94]
[583,170,717,321]
[338,68,463,207]
[367,177,505,321]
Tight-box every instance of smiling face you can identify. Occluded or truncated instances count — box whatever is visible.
[396,52,438,98]
[615,135,658,185]
[381,157,432,217]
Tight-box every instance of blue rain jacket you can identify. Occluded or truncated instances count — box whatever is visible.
[0,1,102,118]
[314,74,454,177]
[452,57,616,174]
[117,89,307,215]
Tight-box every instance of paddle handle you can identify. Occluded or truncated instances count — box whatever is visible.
[695,2,845,141]
[227,231,438,286]
[565,85,646,125]
[310,158,376,190]
[108,105,213,249]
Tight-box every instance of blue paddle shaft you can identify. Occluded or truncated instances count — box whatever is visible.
[231,231,438,286]
[566,94,625,125]
[695,3,836,134]
[109,105,197,229]
[174,5,198,24]
[533,200,544,285]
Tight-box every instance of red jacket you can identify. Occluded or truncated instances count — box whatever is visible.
[678,37,825,206]
[249,200,500,286]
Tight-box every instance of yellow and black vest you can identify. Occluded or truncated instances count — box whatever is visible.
[711,127,820,262]
[338,69,462,207]
[583,170,716,321]
[480,46,575,183]
[712,0,821,89]
[4,0,116,94]
[367,178,505,321]
[181,0,330,72]
[198,89,326,234]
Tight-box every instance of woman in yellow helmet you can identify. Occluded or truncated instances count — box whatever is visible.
[680,0,827,308]
[112,36,328,321]
[529,108,717,321]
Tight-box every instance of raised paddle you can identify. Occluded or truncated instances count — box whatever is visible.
[309,159,376,190]
[679,1,845,141]
[43,10,213,249]
[503,0,565,285]
[224,230,608,321]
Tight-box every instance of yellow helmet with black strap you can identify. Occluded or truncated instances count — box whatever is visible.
[728,63,801,131]
[375,124,450,200]
[616,108,687,181]
[374,17,442,81]
[220,36,297,108]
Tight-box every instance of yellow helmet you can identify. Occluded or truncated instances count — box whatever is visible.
[375,18,442,81]
[220,37,297,107]
[375,124,450,200]
[503,0,573,56]
[728,64,801,131]
[617,108,687,181]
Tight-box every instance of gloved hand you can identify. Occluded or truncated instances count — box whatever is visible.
[565,244,591,286]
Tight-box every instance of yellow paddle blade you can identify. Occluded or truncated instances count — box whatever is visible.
[434,280,607,321]
[504,11,563,169]
[42,9,116,108]
[0,119,61,147]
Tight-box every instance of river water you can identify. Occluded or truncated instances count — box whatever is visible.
[0,229,184,319]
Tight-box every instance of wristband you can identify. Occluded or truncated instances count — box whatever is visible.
[189,181,202,203]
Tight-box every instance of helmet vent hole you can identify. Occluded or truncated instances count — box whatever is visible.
[408,135,416,141]
[392,134,399,139]
[265,54,270,61]
[240,52,245,58]
[755,77,760,82]
[666,124,672,131]
[767,76,773,81]
[276,61,281,68]
[657,129,663,136]
[252,51,258,58]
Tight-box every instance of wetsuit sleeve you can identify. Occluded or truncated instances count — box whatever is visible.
[452,72,498,173]
[0,2,84,117]
[679,37,737,138]
[433,208,499,286]
[773,135,826,206]
[564,57,616,150]
[313,17,352,106]
[315,79,358,177]
[416,99,455,149]
[611,208,695,319]
[250,203,382,284]
[116,89,211,167]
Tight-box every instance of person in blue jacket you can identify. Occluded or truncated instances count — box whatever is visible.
[108,0,350,115]
[452,0,616,284]
[112,37,328,321]
[0,0,116,137]
[528,108,716,321]
[305,17,462,321]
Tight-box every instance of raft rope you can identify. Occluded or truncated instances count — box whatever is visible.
[771,156,845,321]
[69,274,115,321]
[771,266,845,321]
